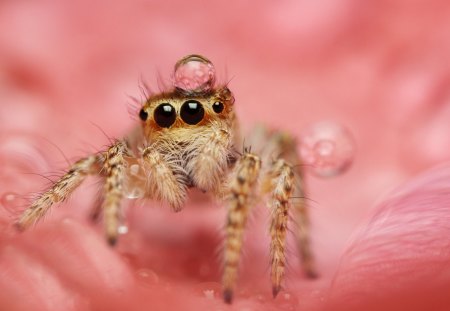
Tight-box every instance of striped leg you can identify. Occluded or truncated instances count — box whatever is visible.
[249,125,318,280]
[16,155,101,230]
[222,153,261,304]
[102,141,129,246]
[266,159,295,297]
[273,132,318,278]
[142,145,187,212]
[292,171,317,278]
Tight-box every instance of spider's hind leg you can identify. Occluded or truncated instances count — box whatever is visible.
[250,125,317,293]
[263,158,295,297]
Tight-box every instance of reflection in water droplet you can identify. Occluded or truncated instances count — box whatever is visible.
[136,268,160,287]
[299,121,355,177]
[173,55,216,93]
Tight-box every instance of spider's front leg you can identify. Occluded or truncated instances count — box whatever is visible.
[102,141,130,245]
[16,154,102,230]
[141,144,187,212]
[222,152,261,304]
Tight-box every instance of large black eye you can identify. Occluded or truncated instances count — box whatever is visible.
[212,101,224,113]
[180,100,204,125]
[154,103,176,128]
[139,108,148,121]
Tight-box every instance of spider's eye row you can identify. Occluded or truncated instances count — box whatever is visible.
[212,101,224,113]
[180,100,204,125]
[154,103,176,128]
[139,108,148,121]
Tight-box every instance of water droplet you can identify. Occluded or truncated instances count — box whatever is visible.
[0,192,27,216]
[173,55,216,93]
[193,282,222,299]
[118,224,128,235]
[136,268,160,287]
[274,291,299,310]
[124,158,146,199]
[299,121,355,177]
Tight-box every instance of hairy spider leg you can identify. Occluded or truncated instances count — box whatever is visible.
[222,153,261,304]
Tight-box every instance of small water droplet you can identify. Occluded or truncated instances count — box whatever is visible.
[193,281,222,299]
[299,121,355,177]
[275,290,299,310]
[124,158,146,199]
[136,268,160,287]
[118,224,128,235]
[173,55,216,93]
[1,192,27,216]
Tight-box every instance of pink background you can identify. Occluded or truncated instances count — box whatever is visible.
[1,1,450,310]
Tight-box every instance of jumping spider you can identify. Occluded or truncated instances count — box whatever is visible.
[16,54,317,304]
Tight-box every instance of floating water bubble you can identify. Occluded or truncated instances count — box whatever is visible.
[173,55,216,93]
[299,121,355,177]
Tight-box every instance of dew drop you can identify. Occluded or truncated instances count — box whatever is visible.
[193,281,222,299]
[0,192,27,216]
[280,292,299,310]
[118,224,128,235]
[124,158,146,199]
[299,121,355,177]
[173,55,216,93]
[136,268,160,287]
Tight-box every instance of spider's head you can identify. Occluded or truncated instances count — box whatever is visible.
[138,55,236,139]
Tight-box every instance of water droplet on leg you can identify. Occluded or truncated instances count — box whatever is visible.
[124,158,146,199]
[299,121,355,177]
[173,55,216,93]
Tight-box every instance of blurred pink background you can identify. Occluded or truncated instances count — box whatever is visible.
[1,1,450,310]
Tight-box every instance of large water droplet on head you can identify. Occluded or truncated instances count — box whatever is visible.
[173,54,216,93]
[299,121,355,177]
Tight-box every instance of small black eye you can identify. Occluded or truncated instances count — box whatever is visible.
[154,103,176,128]
[180,100,204,125]
[212,102,224,113]
[139,108,148,121]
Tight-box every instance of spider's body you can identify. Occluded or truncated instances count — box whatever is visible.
[16,55,316,303]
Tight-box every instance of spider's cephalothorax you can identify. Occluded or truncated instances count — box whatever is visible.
[16,54,317,304]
